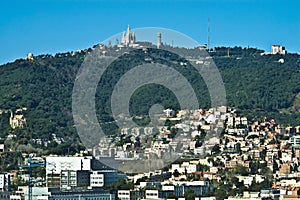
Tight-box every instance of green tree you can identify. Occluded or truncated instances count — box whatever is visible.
[173,169,180,177]
[212,144,221,154]
[233,165,249,176]
[184,189,196,200]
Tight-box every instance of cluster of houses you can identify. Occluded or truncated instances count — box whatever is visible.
[94,106,300,199]
[2,106,300,199]
[97,107,227,163]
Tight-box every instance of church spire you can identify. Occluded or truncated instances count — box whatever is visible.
[121,24,135,46]
[127,24,130,33]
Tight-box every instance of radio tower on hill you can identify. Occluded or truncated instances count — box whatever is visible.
[208,17,210,51]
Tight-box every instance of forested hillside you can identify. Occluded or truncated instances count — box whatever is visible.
[0,45,300,154]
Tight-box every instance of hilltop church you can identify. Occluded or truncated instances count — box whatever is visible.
[121,25,136,46]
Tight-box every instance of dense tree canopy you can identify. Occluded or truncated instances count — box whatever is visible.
[0,46,300,154]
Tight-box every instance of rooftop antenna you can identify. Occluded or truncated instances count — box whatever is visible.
[208,17,210,51]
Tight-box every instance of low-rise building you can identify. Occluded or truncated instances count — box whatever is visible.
[90,171,104,188]
[272,44,286,55]
[0,174,10,192]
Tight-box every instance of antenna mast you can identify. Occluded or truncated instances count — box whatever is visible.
[208,17,210,51]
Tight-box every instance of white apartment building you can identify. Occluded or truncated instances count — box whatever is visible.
[0,173,10,191]
[117,190,130,200]
[46,156,92,174]
[290,135,300,147]
[272,44,286,55]
[145,190,159,199]
[90,171,104,187]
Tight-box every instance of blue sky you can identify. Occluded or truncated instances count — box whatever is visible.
[0,0,299,64]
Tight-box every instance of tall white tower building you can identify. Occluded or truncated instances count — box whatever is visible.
[157,32,162,49]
